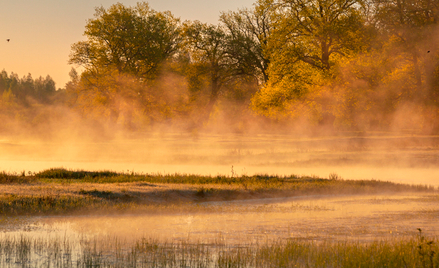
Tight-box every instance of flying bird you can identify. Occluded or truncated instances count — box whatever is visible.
[427,51,430,53]
[6,39,10,42]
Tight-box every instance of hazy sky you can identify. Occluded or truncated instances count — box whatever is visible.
[0,0,255,88]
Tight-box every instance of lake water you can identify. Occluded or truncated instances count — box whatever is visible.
[1,193,438,245]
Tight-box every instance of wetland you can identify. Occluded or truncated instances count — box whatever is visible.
[0,134,439,267]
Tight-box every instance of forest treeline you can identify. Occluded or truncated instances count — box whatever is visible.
[1,0,438,137]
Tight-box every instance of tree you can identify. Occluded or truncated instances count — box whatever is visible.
[34,75,56,102]
[250,0,376,123]
[373,0,439,91]
[68,2,183,125]
[69,2,181,79]
[183,21,233,113]
[20,74,34,99]
[271,0,369,71]
[220,1,274,83]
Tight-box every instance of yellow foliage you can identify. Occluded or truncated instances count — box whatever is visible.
[251,58,324,120]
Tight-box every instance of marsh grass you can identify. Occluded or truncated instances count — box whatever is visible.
[35,168,436,192]
[36,168,119,180]
[0,232,437,267]
[0,168,435,216]
[0,172,34,184]
[0,195,102,215]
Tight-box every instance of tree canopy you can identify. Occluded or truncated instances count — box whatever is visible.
[4,0,439,136]
[69,2,181,79]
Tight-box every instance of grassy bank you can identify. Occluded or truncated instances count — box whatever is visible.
[0,168,436,216]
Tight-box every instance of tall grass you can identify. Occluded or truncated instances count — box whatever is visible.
[0,231,437,267]
[34,168,436,192]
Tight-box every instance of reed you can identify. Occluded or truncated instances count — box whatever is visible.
[0,231,437,267]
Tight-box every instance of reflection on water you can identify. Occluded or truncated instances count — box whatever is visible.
[2,194,438,245]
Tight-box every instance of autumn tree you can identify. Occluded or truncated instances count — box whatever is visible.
[270,0,370,71]
[250,0,377,123]
[69,2,181,79]
[373,0,439,97]
[68,2,184,126]
[302,0,439,131]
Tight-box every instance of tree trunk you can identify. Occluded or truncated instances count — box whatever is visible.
[206,77,220,118]
[321,41,331,70]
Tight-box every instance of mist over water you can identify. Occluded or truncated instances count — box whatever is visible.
[1,132,439,186]
[1,132,439,263]
[0,2,438,266]
[3,193,438,245]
